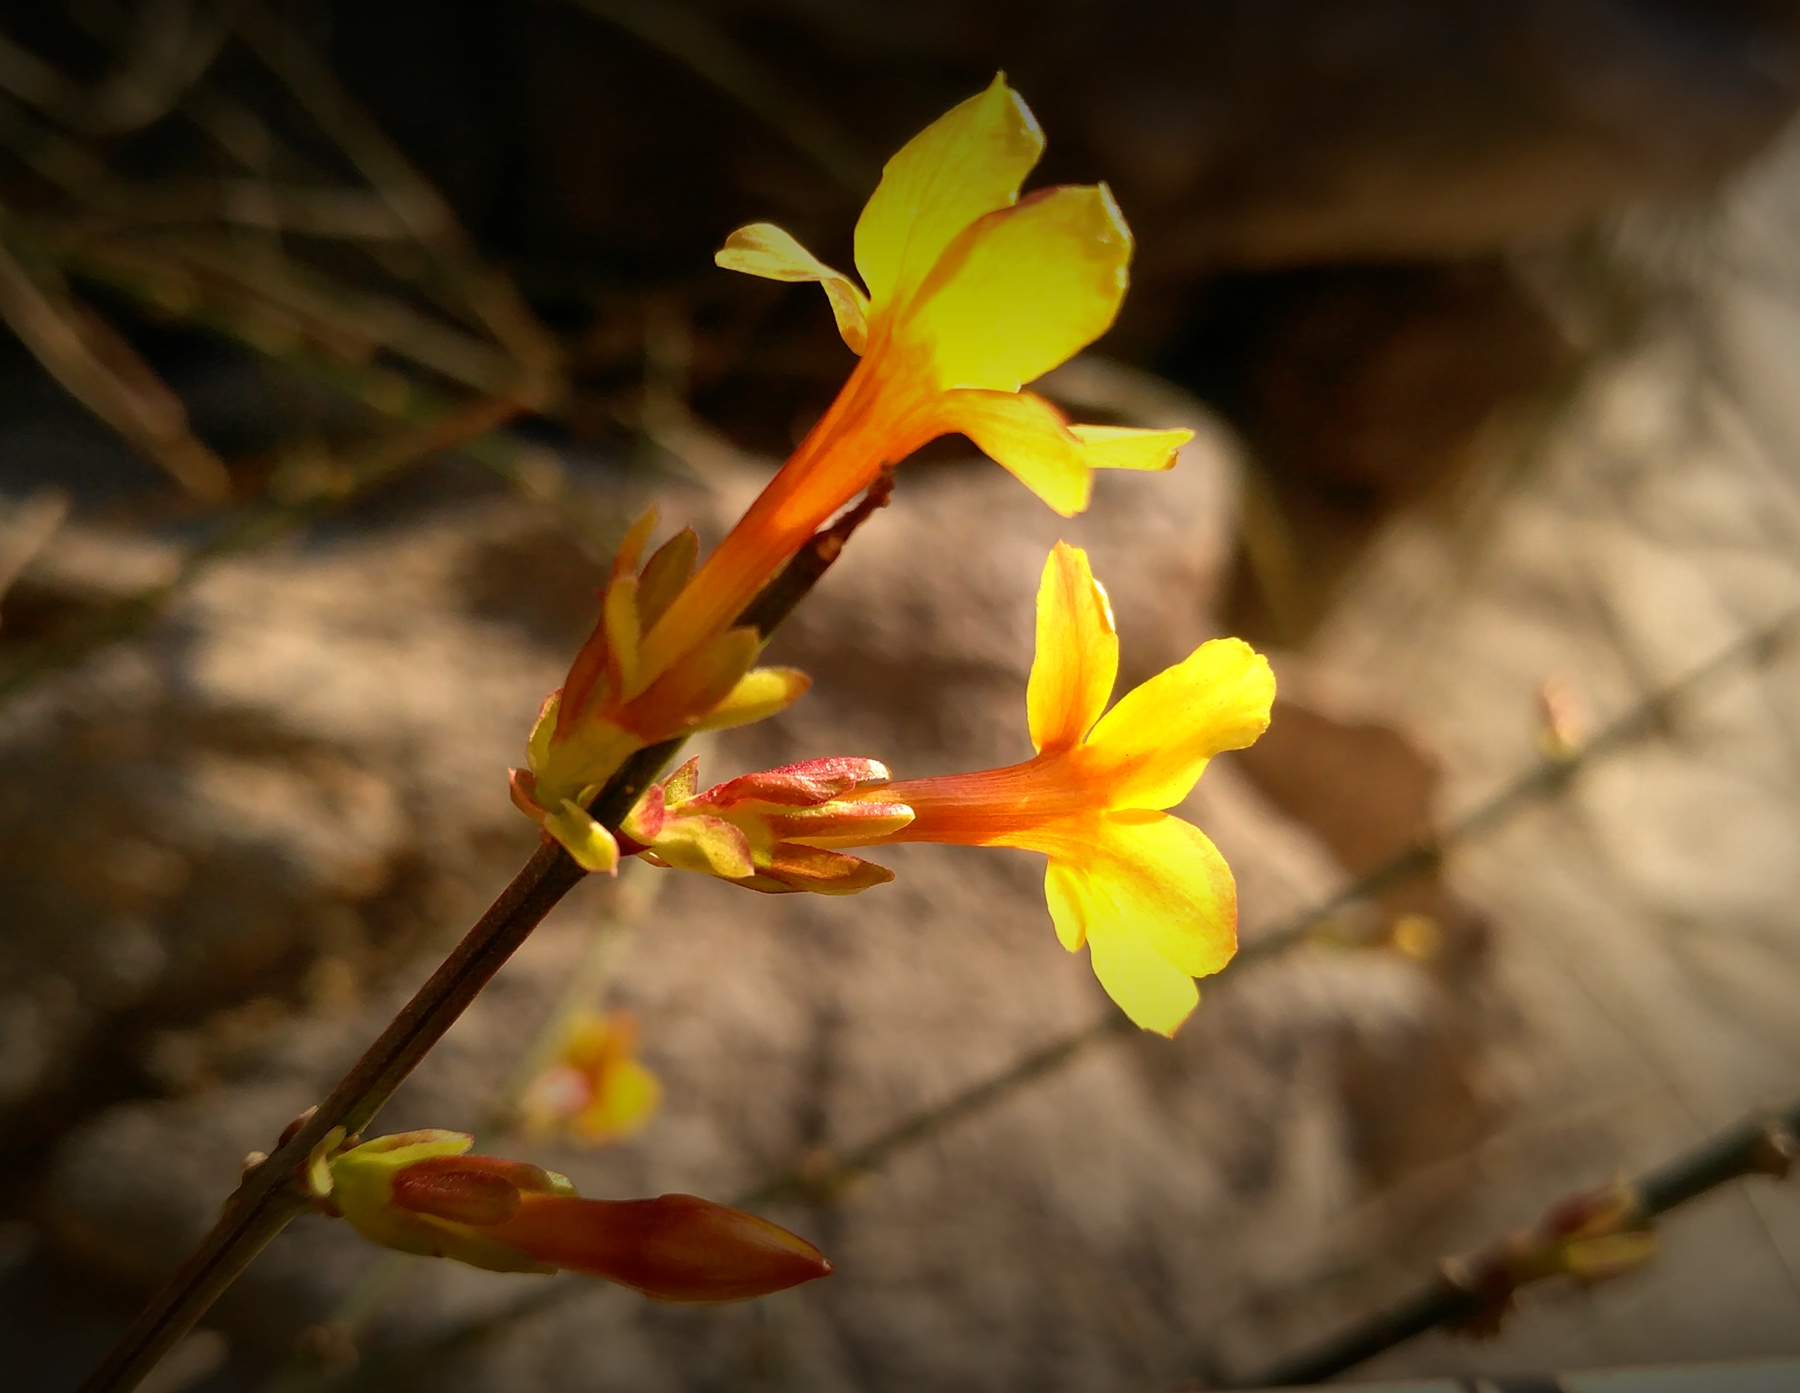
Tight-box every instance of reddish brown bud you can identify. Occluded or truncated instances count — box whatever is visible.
[390,1157,540,1226]
[482,1192,833,1302]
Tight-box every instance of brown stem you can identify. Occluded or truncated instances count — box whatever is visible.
[75,480,892,1393]
[1236,1099,1800,1387]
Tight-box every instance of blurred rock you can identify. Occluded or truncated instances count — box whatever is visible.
[0,498,603,1169]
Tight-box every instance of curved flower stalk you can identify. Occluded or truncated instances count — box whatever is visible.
[318,1131,830,1302]
[515,78,1190,866]
[628,543,1275,1036]
[516,1010,663,1145]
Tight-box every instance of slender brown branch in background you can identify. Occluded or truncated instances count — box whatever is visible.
[73,481,895,1393]
[567,0,876,195]
[0,395,527,705]
[1235,1098,1800,1388]
[230,0,561,394]
[736,1010,1131,1209]
[740,603,1800,1206]
[0,225,232,501]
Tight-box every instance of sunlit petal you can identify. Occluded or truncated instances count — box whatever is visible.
[907,184,1131,393]
[1066,422,1191,472]
[937,389,1091,515]
[853,74,1043,307]
[716,223,869,353]
[1086,918,1201,1037]
[1036,809,1236,976]
[1082,639,1275,810]
[1025,542,1117,754]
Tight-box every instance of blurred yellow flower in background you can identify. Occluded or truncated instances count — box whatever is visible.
[516,1010,662,1146]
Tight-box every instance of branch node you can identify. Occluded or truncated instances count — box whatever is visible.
[1751,1122,1799,1180]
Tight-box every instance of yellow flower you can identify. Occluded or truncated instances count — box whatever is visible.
[638,74,1192,695]
[514,79,1189,864]
[516,1010,663,1146]
[630,543,1275,1036]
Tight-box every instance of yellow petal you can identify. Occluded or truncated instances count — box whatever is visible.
[1067,423,1191,471]
[1026,542,1117,754]
[1040,811,1237,1034]
[1086,921,1200,1037]
[546,800,622,875]
[573,1058,662,1143]
[906,183,1131,393]
[937,391,1191,516]
[1081,639,1275,810]
[691,665,812,733]
[938,389,1091,515]
[716,223,869,354]
[1039,810,1237,972]
[853,74,1043,308]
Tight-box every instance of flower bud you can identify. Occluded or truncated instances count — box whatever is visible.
[323,1131,830,1301]
[516,1010,662,1145]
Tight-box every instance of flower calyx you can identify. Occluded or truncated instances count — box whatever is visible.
[511,509,811,872]
[1444,1178,1656,1337]
[623,755,911,894]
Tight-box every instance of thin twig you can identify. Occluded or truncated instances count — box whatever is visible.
[259,860,664,1393]
[75,479,895,1393]
[567,0,875,195]
[0,222,232,501]
[1235,1099,1800,1387]
[230,0,560,391]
